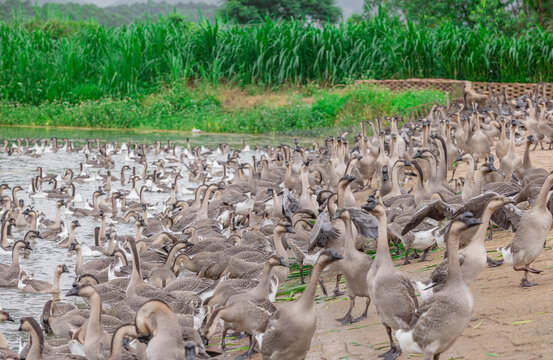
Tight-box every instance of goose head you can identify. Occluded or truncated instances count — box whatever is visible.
[134,300,175,344]
[450,212,482,234]
[268,255,289,268]
[65,282,97,299]
[0,310,14,322]
[316,248,344,266]
[361,192,385,216]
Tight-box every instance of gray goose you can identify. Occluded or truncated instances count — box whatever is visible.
[361,193,418,360]
[260,249,343,360]
[396,212,482,360]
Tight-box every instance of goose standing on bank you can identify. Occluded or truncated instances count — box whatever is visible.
[498,171,553,287]
[260,249,343,360]
[361,192,418,360]
[396,212,482,360]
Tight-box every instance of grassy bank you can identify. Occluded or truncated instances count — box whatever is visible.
[2,14,553,105]
[0,84,444,134]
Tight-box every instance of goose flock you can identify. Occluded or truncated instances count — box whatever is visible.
[1,84,553,359]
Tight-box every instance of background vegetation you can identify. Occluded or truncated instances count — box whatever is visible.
[2,12,553,107]
[0,84,444,134]
[1,0,217,26]
[1,0,552,133]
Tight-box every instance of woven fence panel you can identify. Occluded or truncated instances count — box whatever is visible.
[357,79,553,100]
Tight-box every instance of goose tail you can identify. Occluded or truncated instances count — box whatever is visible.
[497,245,513,265]
[395,329,422,354]
[414,280,434,301]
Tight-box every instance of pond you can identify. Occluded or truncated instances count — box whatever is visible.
[0,125,315,349]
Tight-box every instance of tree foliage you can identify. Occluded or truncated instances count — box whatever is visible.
[0,0,216,27]
[218,0,342,23]
[363,0,553,34]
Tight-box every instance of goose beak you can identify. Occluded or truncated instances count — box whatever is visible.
[505,198,516,205]
[69,243,76,251]
[201,335,209,346]
[328,248,344,261]
[465,217,482,228]
[43,318,51,334]
[137,334,153,344]
[284,225,295,234]
[25,242,33,250]
[278,256,289,268]
[122,337,131,351]
[185,343,196,360]
[6,313,14,322]
[361,197,376,212]
[61,264,69,273]
[65,283,80,297]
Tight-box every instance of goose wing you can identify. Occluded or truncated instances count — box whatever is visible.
[428,255,465,288]
[282,188,299,217]
[491,203,522,231]
[451,192,498,219]
[23,279,52,292]
[401,200,457,235]
[307,212,340,253]
[348,208,378,239]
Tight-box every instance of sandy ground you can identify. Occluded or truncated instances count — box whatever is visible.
[213,144,553,360]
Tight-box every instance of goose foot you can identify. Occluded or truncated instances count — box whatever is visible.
[487,258,503,267]
[352,314,367,323]
[418,249,430,262]
[236,353,254,360]
[377,344,401,360]
[410,250,421,259]
[229,332,248,340]
[331,289,346,297]
[520,279,537,287]
[336,313,353,325]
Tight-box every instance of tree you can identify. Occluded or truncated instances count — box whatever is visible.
[363,0,552,33]
[218,0,342,24]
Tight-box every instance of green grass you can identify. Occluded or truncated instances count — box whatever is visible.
[1,14,553,106]
[0,84,444,134]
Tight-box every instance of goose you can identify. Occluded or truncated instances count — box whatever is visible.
[134,300,184,360]
[498,171,553,287]
[201,255,288,358]
[18,317,86,360]
[106,324,139,360]
[56,220,78,247]
[395,212,482,360]
[470,113,490,163]
[499,119,522,181]
[334,208,372,325]
[65,283,113,358]
[41,300,86,339]
[19,264,69,294]
[260,249,343,360]
[0,309,18,360]
[0,239,34,287]
[495,118,509,160]
[0,217,16,251]
[414,195,515,300]
[361,193,418,360]
[39,200,65,230]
